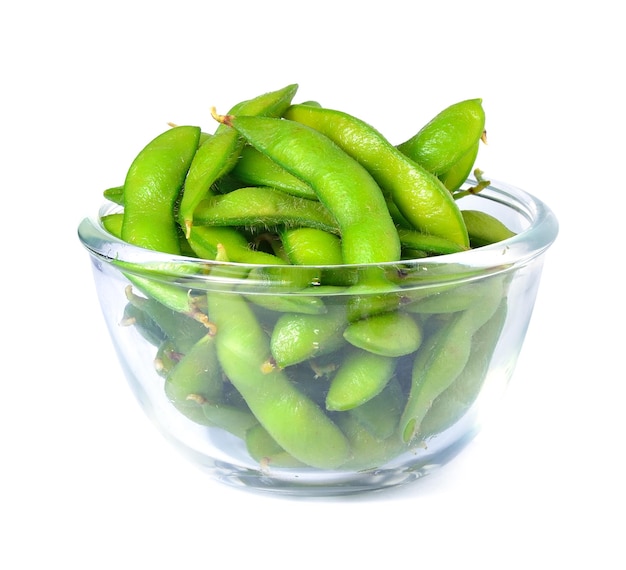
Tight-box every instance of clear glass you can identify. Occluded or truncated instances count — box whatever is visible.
[77,179,558,496]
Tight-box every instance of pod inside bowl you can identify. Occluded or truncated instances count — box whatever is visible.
[78,179,558,496]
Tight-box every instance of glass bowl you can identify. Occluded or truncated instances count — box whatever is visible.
[77,179,558,496]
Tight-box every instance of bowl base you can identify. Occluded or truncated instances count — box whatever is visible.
[177,429,477,497]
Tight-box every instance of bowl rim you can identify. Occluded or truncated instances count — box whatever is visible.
[77,178,559,288]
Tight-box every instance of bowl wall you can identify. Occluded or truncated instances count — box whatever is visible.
[78,179,558,495]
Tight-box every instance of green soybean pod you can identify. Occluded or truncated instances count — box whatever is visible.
[101,212,124,238]
[201,402,259,439]
[124,285,210,353]
[214,113,401,265]
[187,225,287,265]
[439,140,480,192]
[154,339,181,378]
[401,249,429,260]
[279,227,348,287]
[280,227,344,266]
[118,270,212,331]
[461,210,517,247]
[206,288,351,469]
[270,306,347,368]
[348,377,404,440]
[105,210,197,259]
[283,104,469,248]
[342,280,404,322]
[400,312,472,443]
[178,84,299,237]
[419,300,508,439]
[335,413,408,471]
[245,424,307,468]
[121,125,201,254]
[343,310,422,357]
[397,99,486,190]
[386,197,413,229]
[325,348,397,412]
[400,276,503,442]
[231,144,317,200]
[246,295,327,315]
[193,186,339,235]
[170,392,258,433]
[178,131,243,237]
[242,266,328,314]
[397,228,469,256]
[404,278,501,315]
[103,185,124,205]
[164,332,222,408]
[120,301,167,347]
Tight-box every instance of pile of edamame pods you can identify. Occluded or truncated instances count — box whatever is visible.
[101,84,518,471]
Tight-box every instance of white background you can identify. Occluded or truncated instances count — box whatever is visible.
[2,1,624,568]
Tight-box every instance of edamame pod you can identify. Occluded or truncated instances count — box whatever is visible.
[279,227,348,287]
[103,211,195,258]
[400,313,472,443]
[345,285,403,322]
[193,186,339,234]
[348,377,404,440]
[178,131,243,236]
[398,228,468,256]
[243,268,327,313]
[154,339,181,378]
[400,276,503,442]
[404,278,501,315]
[280,227,344,266]
[343,310,422,357]
[101,212,123,238]
[439,140,480,191]
[461,210,517,247]
[187,225,287,265]
[201,402,259,439]
[335,413,408,471]
[120,275,212,331]
[283,104,469,248]
[120,301,166,347]
[164,332,222,409]
[122,125,201,254]
[419,300,508,439]
[231,144,317,200]
[397,99,486,191]
[103,185,124,205]
[325,348,397,411]
[124,285,209,353]
[207,289,351,469]
[178,84,299,237]
[270,306,347,368]
[214,113,401,265]
[245,424,307,468]
[244,292,327,315]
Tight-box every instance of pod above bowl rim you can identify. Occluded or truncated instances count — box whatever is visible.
[78,178,559,293]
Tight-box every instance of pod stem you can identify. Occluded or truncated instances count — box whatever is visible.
[211,107,234,127]
[453,168,491,200]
